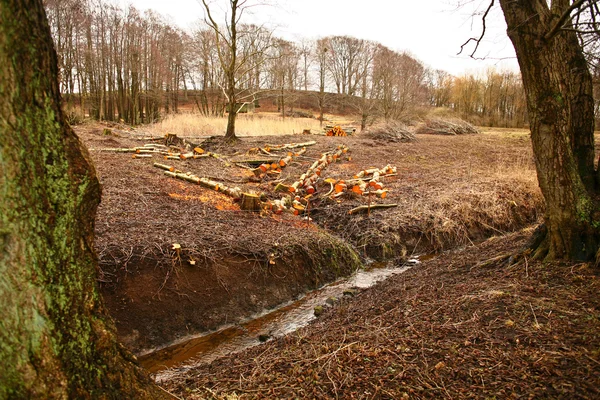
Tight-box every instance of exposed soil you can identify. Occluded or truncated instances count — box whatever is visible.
[77,124,542,354]
[162,229,600,399]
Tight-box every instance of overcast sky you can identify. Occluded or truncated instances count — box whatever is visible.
[122,0,519,75]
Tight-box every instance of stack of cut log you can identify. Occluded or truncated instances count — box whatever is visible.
[323,164,396,199]
[287,145,349,195]
[266,145,350,215]
[250,147,307,177]
[326,126,347,137]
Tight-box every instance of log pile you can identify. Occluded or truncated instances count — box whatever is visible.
[322,165,396,199]
[288,145,349,195]
[326,126,347,137]
[249,147,307,177]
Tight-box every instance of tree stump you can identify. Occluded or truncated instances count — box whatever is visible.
[240,193,261,212]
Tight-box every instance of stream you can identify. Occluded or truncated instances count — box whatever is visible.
[139,257,425,381]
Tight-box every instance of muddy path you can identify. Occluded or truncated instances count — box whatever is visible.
[77,124,542,357]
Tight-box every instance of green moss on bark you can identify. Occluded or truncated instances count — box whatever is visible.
[0,0,164,398]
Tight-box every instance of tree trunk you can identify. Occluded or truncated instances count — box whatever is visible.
[0,0,164,397]
[225,101,237,141]
[499,0,599,261]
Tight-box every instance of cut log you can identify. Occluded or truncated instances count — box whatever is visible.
[287,145,349,195]
[348,203,398,215]
[153,162,176,172]
[274,182,291,192]
[164,171,200,184]
[264,141,317,150]
[240,193,261,213]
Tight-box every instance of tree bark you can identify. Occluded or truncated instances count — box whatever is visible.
[0,0,164,397]
[499,0,599,261]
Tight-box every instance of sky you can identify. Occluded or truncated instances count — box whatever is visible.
[122,0,519,75]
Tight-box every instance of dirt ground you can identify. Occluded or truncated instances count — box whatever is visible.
[162,229,600,399]
[77,123,542,354]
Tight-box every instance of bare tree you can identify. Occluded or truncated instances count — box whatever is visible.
[314,38,331,127]
[200,0,272,141]
[372,45,426,121]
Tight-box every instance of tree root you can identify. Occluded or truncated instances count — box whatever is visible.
[526,223,549,261]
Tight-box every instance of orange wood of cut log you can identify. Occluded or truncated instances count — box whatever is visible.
[335,182,347,193]
[288,145,348,194]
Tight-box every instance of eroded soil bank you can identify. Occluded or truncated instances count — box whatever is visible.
[78,124,542,354]
[161,229,600,399]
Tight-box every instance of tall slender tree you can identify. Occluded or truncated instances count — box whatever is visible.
[0,0,164,397]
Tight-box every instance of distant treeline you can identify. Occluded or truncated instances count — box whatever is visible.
[45,0,530,128]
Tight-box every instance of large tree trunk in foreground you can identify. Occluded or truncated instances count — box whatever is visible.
[0,0,164,397]
[499,0,599,261]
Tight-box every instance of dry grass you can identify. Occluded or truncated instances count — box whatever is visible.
[146,112,323,137]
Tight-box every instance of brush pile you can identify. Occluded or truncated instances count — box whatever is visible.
[416,118,481,135]
[362,121,416,143]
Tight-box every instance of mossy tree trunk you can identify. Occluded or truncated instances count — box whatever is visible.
[499,0,600,261]
[0,0,164,397]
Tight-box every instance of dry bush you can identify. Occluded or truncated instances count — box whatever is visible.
[416,118,481,135]
[362,121,416,142]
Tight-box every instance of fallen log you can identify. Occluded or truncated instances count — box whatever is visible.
[348,203,398,215]
[163,171,242,199]
[153,162,178,172]
[164,171,200,185]
[264,141,317,150]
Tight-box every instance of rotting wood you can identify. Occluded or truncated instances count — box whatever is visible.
[348,203,398,215]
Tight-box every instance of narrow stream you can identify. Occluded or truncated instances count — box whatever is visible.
[139,257,425,381]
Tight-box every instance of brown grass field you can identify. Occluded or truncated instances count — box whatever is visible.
[75,115,599,398]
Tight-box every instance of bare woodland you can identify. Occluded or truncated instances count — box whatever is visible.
[45,0,534,129]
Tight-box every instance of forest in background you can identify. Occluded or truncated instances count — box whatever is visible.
[43,0,598,129]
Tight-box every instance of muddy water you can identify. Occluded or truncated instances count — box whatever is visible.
[139,258,422,380]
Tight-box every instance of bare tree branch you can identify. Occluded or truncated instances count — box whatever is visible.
[545,0,587,40]
[458,0,495,58]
